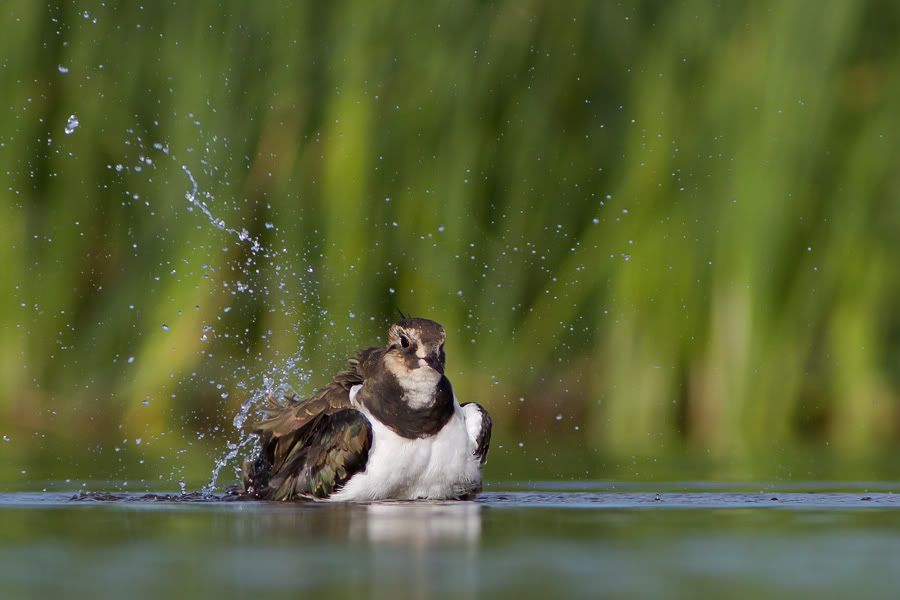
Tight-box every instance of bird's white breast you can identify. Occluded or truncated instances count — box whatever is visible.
[327,386,483,502]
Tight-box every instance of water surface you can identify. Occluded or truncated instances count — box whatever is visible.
[2,482,899,598]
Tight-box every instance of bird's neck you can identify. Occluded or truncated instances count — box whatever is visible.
[397,367,443,409]
[361,374,454,439]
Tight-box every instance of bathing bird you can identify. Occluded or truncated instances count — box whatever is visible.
[240,317,492,501]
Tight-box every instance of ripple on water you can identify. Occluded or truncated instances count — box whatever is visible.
[0,484,897,510]
[4,484,900,596]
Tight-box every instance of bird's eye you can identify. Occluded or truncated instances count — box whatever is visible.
[399,334,410,348]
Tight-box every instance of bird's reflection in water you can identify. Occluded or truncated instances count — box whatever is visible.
[354,501,482,598]
[353,500,482,546]
[225,498,482,548]
[218,499,485,596]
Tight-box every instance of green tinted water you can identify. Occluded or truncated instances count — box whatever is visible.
[2,483,900,598]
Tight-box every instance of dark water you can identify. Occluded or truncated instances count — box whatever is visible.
[2,482,900,598]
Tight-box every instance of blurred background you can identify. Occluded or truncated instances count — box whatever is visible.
[2,0,900,490]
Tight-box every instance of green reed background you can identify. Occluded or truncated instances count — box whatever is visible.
[2,0,900,487]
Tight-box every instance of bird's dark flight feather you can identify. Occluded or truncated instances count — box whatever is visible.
[243,409,371,501]
[254,347,382,437]
[240,348,383,500]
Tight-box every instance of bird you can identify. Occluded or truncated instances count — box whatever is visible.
[239,317,492,502]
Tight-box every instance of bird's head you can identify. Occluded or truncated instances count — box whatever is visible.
[386,317,446,375]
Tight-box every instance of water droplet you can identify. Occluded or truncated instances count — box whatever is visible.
[64,114,79,135]
[555,414,563,421]
[135,438,142,445]
[623,254,632,262]
[2,435,10,442]
[127,356,135,364]
[161,324,170,332]
[57,65,69,74]
[142,398,151,407]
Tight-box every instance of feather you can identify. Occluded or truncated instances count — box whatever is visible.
[241,348,382,499]
[264,409,372,500]
[461,402,492,465]
[252,348,382,439]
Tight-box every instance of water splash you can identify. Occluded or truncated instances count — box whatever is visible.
[64,114,79,135]
[181,165,263,256]
[201,351,309,496]
[112,118,321,496]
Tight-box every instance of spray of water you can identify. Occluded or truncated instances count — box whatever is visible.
[114,120,321,496]
[181,164,264,257]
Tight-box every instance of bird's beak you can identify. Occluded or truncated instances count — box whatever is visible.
[424,353,444,374]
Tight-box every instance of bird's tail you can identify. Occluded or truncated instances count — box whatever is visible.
[231,392,294,499]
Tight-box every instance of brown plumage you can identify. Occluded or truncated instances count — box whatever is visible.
[255,348,381,442]
[251,409,371,500]
[241,348,383,500]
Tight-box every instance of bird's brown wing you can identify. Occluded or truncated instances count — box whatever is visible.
[254,346,382,436]
[242,347,382,495]
[261,409,372,501]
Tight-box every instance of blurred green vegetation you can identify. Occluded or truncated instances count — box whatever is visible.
[3,0,900,487]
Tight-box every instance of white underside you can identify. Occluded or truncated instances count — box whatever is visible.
[327,385,484,502]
